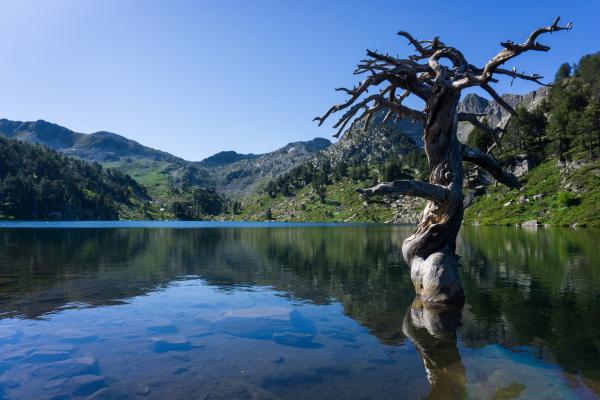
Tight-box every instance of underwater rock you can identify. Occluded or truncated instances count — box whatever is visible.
[150,337,192,353]
[146,324,179,335]
[33,356,99,380]
[23,351,71,363]
[64,374,106,397]
[56,329,98,344]
[217,308,319,347]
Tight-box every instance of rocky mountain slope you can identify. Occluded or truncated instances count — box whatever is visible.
[201,138,331,197]
[456,87,550,142]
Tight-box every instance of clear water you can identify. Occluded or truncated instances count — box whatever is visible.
[0,223,599,399]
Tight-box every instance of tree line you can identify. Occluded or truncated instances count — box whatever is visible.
[472,52,600,164]
[0,136,147,220]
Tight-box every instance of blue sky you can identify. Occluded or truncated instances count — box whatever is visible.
[0,0,598,161]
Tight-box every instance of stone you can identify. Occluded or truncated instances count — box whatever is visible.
[150,337,191,353]
[22,351,71,363]
[521,220,539,228]
[33,356,98,380]
[84,388,129,400]
[56,329,98,344]
[133,385,150,396]
[64,375,106,397]
[146,323,178,335]
[272,332,322,349]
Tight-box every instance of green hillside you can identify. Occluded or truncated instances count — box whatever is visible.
[464,160,600,226]
[0,136,151,220]
[465,51,600,226]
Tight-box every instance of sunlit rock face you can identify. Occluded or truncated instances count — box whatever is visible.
[456,87,550,143]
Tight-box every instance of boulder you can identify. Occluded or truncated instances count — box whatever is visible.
[521,220,539,228]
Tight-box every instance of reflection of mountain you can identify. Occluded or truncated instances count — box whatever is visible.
[0,227,415,344]
[457,227,600,391]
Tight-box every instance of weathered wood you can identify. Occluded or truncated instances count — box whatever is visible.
[315,18,570,303]
[461,145,521,189]
[357,180,449,202]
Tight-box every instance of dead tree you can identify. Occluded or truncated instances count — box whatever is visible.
[315,17,571,303]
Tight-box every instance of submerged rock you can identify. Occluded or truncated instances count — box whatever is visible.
[146,323,179,335]
[56,329,98,344]
[23,351,71,364]
[217,308,320,348]
[150,337,192,353]
[64,374,106,397]
[33,356,99,380]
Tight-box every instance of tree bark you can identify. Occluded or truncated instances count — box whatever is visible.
[402,87,465,303]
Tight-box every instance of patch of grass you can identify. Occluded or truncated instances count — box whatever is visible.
[102,159,172,199]
[235,178,397,223]
[464,159,600,226]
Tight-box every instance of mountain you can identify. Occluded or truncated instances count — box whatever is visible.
[203,138,332,197]
[0,118,331,199]
[198,151,259,168]
[318,118,421,167]
[456,88,550,142]
[0,135,150,220]
[0,119,181,163]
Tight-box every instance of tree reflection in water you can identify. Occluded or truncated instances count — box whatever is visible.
[403,298,465,400]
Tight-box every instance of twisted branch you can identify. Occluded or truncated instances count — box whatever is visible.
[461,145,521,189]
[357,180,450,202]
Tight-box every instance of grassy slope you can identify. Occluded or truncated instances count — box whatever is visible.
[235,178,396,223]
[102,160,172,198]
[464,159,600,226]
[102,160,178,220]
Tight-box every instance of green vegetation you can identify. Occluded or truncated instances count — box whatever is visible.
[170,187,227,220]
[466,51,600,226]
[237,178,422,223]
[0,136,150,220]
[235,138,429,222]
[464,159,600,226]
[102,159,173,198]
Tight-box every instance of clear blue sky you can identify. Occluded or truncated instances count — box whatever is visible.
[0,0,598,161]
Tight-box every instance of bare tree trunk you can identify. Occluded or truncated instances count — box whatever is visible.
[402,88,465,303]
[315,17,569,304]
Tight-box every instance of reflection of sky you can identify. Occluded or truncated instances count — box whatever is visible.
[2,225,600,399]
[1,280,429,399]
[461,345,595,399]
[1,278,596,399]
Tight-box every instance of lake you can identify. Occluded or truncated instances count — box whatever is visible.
[0,222,599,399]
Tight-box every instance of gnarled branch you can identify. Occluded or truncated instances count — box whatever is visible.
[473,17,571,87]
[356,180,450,202]
[458,112,503,152]
[494,68,549,86]
[461,145,521,189]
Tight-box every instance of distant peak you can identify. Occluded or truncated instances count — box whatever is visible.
[458,93,489,114]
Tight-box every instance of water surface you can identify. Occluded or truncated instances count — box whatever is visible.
[0,223,599,399]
